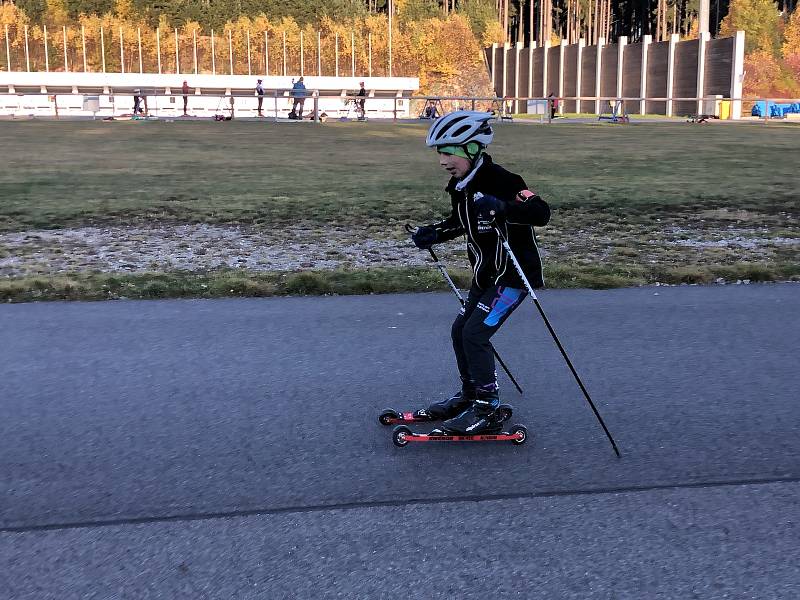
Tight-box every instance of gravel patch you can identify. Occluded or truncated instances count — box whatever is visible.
[0,225,464,277]
[0,222,797,278]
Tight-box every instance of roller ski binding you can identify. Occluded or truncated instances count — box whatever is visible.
[379,383,512,426]
[378,404,513,426]
[391,386,529,447]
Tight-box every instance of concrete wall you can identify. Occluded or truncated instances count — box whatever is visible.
[646,41,669,114]
[622,42,642,103]
[580,45,597,114]
[705,37,735,96]
[532,46,545,99]
[599,43,619,102]
[546,46,560,99]
[488,33,745,118]
[672,39,699,117]
[562,45,578,113]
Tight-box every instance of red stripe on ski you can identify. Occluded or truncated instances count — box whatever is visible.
[404,433,522,442]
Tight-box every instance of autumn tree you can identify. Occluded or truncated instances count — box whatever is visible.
[719,0,782,54]
[782,9,800,80]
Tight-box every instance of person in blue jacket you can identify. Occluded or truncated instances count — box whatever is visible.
[290,77,307,119]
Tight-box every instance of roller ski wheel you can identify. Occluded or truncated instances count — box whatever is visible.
[391,424,528,447]
[393,425,413,447]
[509,424,529,445]
[378,403,513,426]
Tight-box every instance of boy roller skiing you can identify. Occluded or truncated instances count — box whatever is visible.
[404,111,550,438]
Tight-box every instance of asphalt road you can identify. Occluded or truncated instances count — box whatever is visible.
[1,284,798,599]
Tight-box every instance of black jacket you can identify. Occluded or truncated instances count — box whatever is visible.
[428,154,550,289]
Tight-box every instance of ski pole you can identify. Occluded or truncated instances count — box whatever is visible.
[405,224,524,395]
[493,224,621,457]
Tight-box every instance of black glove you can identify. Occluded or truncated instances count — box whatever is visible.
[411,226,437,249]
[474,193,506,220]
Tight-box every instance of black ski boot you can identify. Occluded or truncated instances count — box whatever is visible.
[423,379,476,420]
[437,384,503,435]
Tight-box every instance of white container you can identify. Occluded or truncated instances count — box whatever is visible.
[526,99,547,115]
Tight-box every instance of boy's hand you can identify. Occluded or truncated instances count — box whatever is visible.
[411,226,438,249]
[474,193,505,220]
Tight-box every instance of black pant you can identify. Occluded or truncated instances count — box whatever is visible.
[451,283,526,389]
[292,98,305,116]
[257,96,263,114]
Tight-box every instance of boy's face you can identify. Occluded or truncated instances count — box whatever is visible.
[438,152,471,178]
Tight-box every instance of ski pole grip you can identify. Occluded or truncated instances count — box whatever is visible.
[406,223,438,260]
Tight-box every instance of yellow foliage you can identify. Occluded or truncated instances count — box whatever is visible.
[782,10,800,59]
[45,0,69,26]
[0,8,496,91]
[114,0,133,21]
[482,21,505,46]
[683,18,699,40]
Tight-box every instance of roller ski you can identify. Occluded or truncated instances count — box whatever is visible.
[392,424,528,447]
[391,388,530,447]
[378,381,512,426]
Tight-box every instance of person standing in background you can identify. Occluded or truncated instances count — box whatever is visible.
[548,92,559,120]
[356,81,367,120]
[182,81,190,116]
[291,77,307,119]
[132,89,142,115]
[256,79,265,117]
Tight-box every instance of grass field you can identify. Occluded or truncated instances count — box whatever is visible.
[0,119,798,301]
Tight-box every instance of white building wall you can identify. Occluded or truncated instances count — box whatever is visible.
[0,72,419,118]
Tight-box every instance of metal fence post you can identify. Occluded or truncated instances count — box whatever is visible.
[63,26,69,72]
[5,25,11,72]
[81,25,87,72]
[44,25,49,72]
[228,29,233,75]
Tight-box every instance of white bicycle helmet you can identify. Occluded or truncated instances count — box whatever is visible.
[425,110,495,148]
